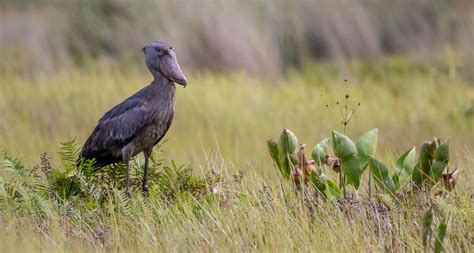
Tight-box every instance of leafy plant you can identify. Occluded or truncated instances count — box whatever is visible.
[267,129,457,199]
[0,139,214,213]
[434,220,448,253]
[267,129,299,181]
[422,208,434,248]
[309,172,341,200]
[413,138,450,186]
[311,138,330,168]
[278,128,299,178]
[420,208,450,252]
[392,147,417,189]
[369,158,396,194]
[332,130,363,189]
[267,128,379,198]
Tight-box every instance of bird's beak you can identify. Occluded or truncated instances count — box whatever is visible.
[169,72,187,87]
[174,75,187,87]
[164,52,187,87]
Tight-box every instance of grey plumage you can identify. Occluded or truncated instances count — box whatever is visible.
[79,41,187,194]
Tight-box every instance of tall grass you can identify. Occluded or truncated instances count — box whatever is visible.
[0,128,472,252]
[1,58,473,168]
[0,58,473,251]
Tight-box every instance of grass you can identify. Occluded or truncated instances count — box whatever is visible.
[0,58,473,251]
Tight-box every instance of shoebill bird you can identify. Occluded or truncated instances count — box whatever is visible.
[79,41,187,195]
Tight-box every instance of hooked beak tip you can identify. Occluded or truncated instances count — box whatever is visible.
[177,78,187,87]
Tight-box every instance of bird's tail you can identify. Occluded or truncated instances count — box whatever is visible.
[77,153,121,173]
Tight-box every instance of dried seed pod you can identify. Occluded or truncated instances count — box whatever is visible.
[439,168,459,191]
[291,166,304,189]
[297,144,318,185]
[325,155,341,173]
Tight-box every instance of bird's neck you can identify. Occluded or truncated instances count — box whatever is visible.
[148,71,176,103]
[149,68,166,82]
[150,70,174,86]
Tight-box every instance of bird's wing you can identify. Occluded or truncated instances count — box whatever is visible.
[80,98,152,159]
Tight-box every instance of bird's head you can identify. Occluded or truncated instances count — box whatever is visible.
[143,41,187,87]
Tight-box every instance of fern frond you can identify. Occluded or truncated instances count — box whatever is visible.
[59,138,81,171]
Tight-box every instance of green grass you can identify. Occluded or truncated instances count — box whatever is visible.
[0,58,473,251]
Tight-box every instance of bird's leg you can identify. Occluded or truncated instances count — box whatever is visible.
[125,159,131,196]
[122,146,133,197]
[142,147,153,195]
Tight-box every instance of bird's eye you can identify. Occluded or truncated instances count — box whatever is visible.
[158,49,165,54]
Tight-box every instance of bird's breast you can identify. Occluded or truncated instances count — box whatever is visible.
[146,107,174,138]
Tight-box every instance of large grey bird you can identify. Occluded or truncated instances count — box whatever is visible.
[79,41,187,195]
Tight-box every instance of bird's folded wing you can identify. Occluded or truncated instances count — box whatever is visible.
[81,98,152,156]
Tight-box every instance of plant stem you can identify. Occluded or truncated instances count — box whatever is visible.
[339,172,342,189]
[341,83,349,198]
[343,174,347,199]
[368,173,372,200]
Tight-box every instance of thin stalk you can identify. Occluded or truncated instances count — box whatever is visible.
[368,173,372,200]
[343,174,347,199]
[339,172,342,190]
[446,166,450,189]
[341,82,349,198]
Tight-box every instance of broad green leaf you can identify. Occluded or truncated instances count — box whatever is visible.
[309,172,340,200]
[343,156,362,189]
[369,158,396,193]
[331,131,362,189]
[434,221,448,253]
[419,139,437,180]
[309,172,326,194]
[325,179,341,200]
[431,161,448,183]
[392,174,400,189]
[331,131,357,159]
[356,129,378,169]
[434,140,449,163]
[422,209,433,248]
[412,163,423,185]
[311,138,330,167]
[267,139,289,179]
[278,129,298,178]
[267,139,279,163]
[393,147,416,188]
[279,128,298,156]
[431,141,449,182]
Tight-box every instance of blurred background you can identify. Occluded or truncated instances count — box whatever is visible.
[1,0,474,79]
[0,0,473,170]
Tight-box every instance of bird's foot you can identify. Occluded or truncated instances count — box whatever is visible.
[142,186,149,197]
